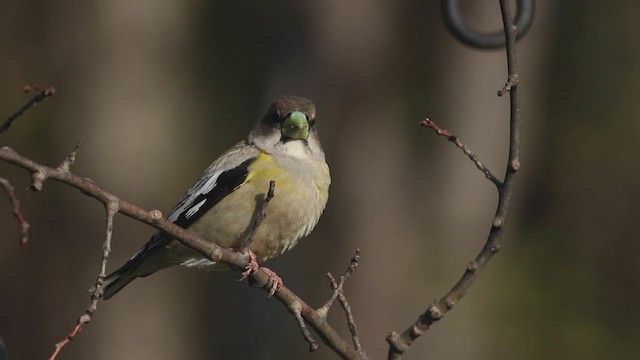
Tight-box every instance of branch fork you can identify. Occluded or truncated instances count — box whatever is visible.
[387,0,525,358]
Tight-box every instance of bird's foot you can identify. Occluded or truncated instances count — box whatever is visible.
[239,251,283,297]
[240,250,259,279]
[260,267,283,297]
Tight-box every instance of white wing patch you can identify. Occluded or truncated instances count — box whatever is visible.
[167,170,223,222]
[185,199,206,219]
[181,258,216,268]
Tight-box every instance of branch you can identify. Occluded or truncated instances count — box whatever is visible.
[291,301,320,352]
[0,85,55,135]
[324,250,365,358]
[0,177,30,247]
[237,180,281,296]
[442,0,535,49]
[287,249,364,355]
[386,0,524,358]
[0,146,360,360]
[420,118,502,188]
[240,180,276,251]
[49,201,118,360]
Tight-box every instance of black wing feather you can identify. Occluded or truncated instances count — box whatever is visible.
[113,157,255,279]
[173,157,253,229]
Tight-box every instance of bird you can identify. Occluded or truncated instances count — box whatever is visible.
[101,95,330,299]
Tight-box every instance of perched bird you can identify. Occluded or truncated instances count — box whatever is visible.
[102,96,330,299]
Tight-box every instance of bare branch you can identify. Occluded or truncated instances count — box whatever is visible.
[240,180,275,251]
[0,177,30,247]
[57,142,82,173]
[317,249,367,359]
[318,249,360,317]
[290,301,319,352]
[387,0,525,358]
[420,118,502,188]
[49,201,118,360]
[235,180,282,296]
[335,251,365,357]
[442,0,535,49]
[47,321,83,360]
[497,74,520,96]
[0,85,55,135]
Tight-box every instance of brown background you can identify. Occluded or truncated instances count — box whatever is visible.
[1,1,639,359]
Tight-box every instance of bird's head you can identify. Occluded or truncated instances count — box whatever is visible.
[250,96,324,160]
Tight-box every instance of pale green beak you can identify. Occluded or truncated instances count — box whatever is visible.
[281,111,309,140]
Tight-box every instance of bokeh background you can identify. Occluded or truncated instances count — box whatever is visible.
[1,1,639,359]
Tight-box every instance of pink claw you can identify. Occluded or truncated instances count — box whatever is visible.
[239,251,283,296]
[240,251,259,279]
[261,267,283,297]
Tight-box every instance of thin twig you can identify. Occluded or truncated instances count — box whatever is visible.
[497,74,520,96]
[0,85,55,135]
[420,118,503,188]
[0,146,360,360]
[335,251,364,356]
[240,180,275,251]
[318,249,360,317]
[47,322,83,360]
[236,180,279,295]
[49,201,119,360]
[338,292,362,355]
[0,177,30,247]
[57,142,82,173]
[386,0,524,358]
[317,271,340,318]
[290,301,319,352]
[317,249,366,358]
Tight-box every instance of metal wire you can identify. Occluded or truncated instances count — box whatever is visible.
[442,0,535,49]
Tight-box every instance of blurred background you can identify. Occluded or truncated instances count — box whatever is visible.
[1,0,639,359]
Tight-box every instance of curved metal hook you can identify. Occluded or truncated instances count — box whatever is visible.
[442,0,535,49]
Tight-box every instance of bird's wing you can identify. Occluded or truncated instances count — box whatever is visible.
[129,142,260,266]
[167,155,256,228]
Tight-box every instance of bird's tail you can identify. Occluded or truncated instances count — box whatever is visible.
[102,266,138,300]
[97,234,171,299]
[87,256,144,300]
